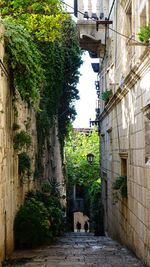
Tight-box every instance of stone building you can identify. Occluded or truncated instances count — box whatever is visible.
[0,25,65,265]
[76,0,150,265]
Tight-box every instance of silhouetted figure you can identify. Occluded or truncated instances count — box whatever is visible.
[84,221,88,232]
[77,221,81,232]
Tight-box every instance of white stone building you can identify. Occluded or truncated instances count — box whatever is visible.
[76,0,150,265]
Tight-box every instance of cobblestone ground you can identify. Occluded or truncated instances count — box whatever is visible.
[7,233,145,267]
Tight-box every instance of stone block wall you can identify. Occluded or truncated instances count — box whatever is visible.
[100,0,150,265]
[101,71,150,266]
[0,25,39,264]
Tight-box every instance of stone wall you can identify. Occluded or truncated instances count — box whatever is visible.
[99,0,150,265]
[0,25,39,265]
[0,24,65,265]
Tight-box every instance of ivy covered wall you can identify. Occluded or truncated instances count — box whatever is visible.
[0,0,82,262]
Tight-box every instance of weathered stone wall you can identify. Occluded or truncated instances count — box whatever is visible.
[0,25,39,265]
[41,121,66,206]
[0,25,65,265]
[100,0,150,265]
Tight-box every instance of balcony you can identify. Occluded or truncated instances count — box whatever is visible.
[76,0,108,58]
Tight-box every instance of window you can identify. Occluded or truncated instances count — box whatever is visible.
[121,158,127,176]
[119,153,128,176]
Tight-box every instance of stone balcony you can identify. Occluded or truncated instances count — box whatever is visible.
[76,0,108,57]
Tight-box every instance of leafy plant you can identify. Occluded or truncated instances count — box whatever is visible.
[0,0,69,42]
[112,175,127,203]
[24,118,31,131]
[65,128,101,231]
[13,130,32,151]
[13,123,20,131]
[65,129,100,186]
[2,18,43,107]
[36,18,82,178]
[138,24,150,42]
[18,152,31,176]
[102,89,112,102]
[14,198,51,248]
[14,190,65,248]
[89,179,101,204]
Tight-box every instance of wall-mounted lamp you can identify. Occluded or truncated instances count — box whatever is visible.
[87,153,94,164]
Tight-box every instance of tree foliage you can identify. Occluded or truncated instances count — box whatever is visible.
[0,0,69,41]
[65,128,100,186]
[65,128,102,233]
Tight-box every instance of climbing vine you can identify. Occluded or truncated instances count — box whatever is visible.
[112,175,127,204]
[1,3,82,184]
[18,152,31,177]
[36,19,82,170]
[13,130,32,151]
[1,18,43,108]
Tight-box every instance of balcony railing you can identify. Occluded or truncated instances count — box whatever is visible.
[75,0,108,57]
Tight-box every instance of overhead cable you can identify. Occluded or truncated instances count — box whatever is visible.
[59,0,85,16]
[108,0,116,20]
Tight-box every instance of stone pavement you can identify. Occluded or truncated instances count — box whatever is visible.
[7,233,145,267]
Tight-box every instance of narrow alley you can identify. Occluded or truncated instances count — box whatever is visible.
[6,233,145,267]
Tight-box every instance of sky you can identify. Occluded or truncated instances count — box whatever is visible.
[73,52,99,128]
[63,0,99,128]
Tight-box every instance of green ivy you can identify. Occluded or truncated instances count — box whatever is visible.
[112,175,127,203]
[13,130,32,151]
[13,123,20,131]
[2,18,44,108]
[36,18,82,177]
[18,152,31,176]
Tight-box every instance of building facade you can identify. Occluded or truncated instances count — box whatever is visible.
[76,0,150,265]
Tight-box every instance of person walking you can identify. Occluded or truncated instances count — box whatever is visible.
[77,221,81,232]
[84,221,88,232]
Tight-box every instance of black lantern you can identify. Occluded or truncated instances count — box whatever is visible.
[87,153,94,163]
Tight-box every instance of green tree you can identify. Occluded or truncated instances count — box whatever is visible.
[0,0,69,41]
[65,128,100,186]
[65,128,102,233]
[65,130,101,227]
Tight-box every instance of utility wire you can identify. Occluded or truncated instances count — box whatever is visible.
[59,0,149,47]
[59,0,85,16]
[108,0,116,20]
[107,26,150,46]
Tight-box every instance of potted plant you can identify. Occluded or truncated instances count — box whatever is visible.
[102,89,112,105]
[138,24,150,42]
